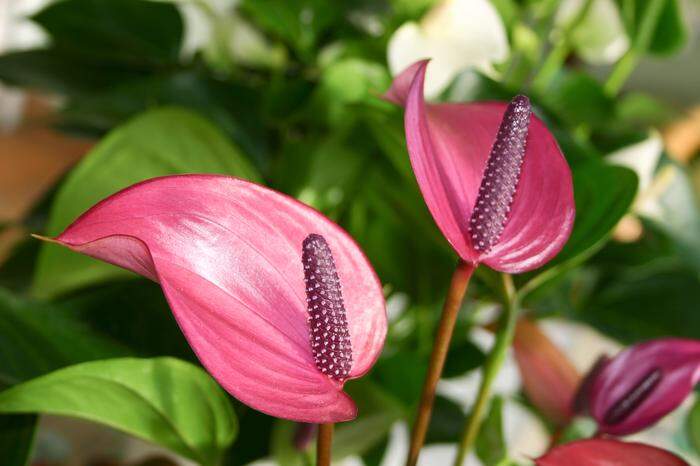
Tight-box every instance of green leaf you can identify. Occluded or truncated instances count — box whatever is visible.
[618,0,687,56]
[687,398,700,455]
[543,71,615,128]
[321,59,390,105]
[0,415,37,466]
[240,0,340,58]
[443,340,486,379]
[522,161,638,297]
[646,0,687,55]
[475,396,507,466]
[32,107,261,298]
[0,358,237,466]
[426,396,466,444]
[578,265,700,343]
[333,381,403,459]
[60,70,269,166]
[56,279,196,362]
[33,0,183,65]
[271,420,311,466]
[0,49,148,97]
[0,288,128,386]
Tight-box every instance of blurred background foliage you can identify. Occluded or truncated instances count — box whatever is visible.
[0,0,698,465]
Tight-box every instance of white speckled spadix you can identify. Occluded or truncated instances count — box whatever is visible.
[468,95,531,253]
[302,233,353,381]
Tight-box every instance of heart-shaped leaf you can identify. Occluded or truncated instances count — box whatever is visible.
[0,288,127,385]
[32,107,261,298]
[0,358,237,466]
[32,0,183,65]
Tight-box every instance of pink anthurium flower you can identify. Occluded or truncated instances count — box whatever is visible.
[37,175,387,423]
[385,60,575,272]
[583,338,700,436]
[536,439,689,466]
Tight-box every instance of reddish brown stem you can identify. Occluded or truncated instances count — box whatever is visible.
[406,260,475,466]
[316,423,334,466]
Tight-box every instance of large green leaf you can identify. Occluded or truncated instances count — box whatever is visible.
[32,0,183,65]
[521,161,638,297]
[617,0,687,56]
[0,415,36,466]
[32,107,261,298]
[0,288,128,386]
[0,358,237,466]
[0,49,148,97]
[543,71,615,128]
[60,70,269,165]
[577,266,700,343]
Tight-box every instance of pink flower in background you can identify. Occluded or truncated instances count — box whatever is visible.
[537,439,689,466]
[385,60,575,272]
[584,338,700,436]
[37,175,387,423]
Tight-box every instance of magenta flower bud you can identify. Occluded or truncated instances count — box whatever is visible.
[587,338,700,436]
[537,439,689,466]
[38,175,387,423]
[385,61,575,272]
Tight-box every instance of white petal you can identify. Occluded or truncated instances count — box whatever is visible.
[607,131,663,195]
[556,0,630,64]
[387,0,509,98]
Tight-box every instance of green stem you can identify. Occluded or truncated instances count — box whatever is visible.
[603,0,665,96]
[531,0,595,94]
[452,274,519,466]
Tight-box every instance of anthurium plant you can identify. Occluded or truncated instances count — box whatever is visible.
[0,0,698,465]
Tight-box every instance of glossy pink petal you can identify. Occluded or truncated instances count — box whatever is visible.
[40,175,387,423]
[588,338,700,436]
[536,439,689,466]
[386,60,575,272]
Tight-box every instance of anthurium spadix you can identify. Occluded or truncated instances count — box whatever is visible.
[35,175,387,423]
[386,60,575,272]
[583,338,700,436]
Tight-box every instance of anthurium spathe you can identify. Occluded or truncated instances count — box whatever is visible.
[585,338,700,436]
[36,175,387,423]
[536,439,689,466]
[386,60,575,272]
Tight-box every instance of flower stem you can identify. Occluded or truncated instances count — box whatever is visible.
[453,274,519,466]
[603,0,665,96]
[406,260,476,466]
[316,423,334,466]
[530,0,594,94]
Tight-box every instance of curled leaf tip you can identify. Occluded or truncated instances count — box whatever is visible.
[303,233,353,381]
[469,94,531,253]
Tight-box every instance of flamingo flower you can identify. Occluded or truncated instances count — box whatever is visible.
[576,338,700,436]
[385,61,575,272]
[37,175,387,423]
[537,439,689,466]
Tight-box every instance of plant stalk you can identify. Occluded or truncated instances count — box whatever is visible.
[406,260,476,466]
[316,423,334,466]
[453,274,519,466]
[604,0,665,96]
[531,0,595,94]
